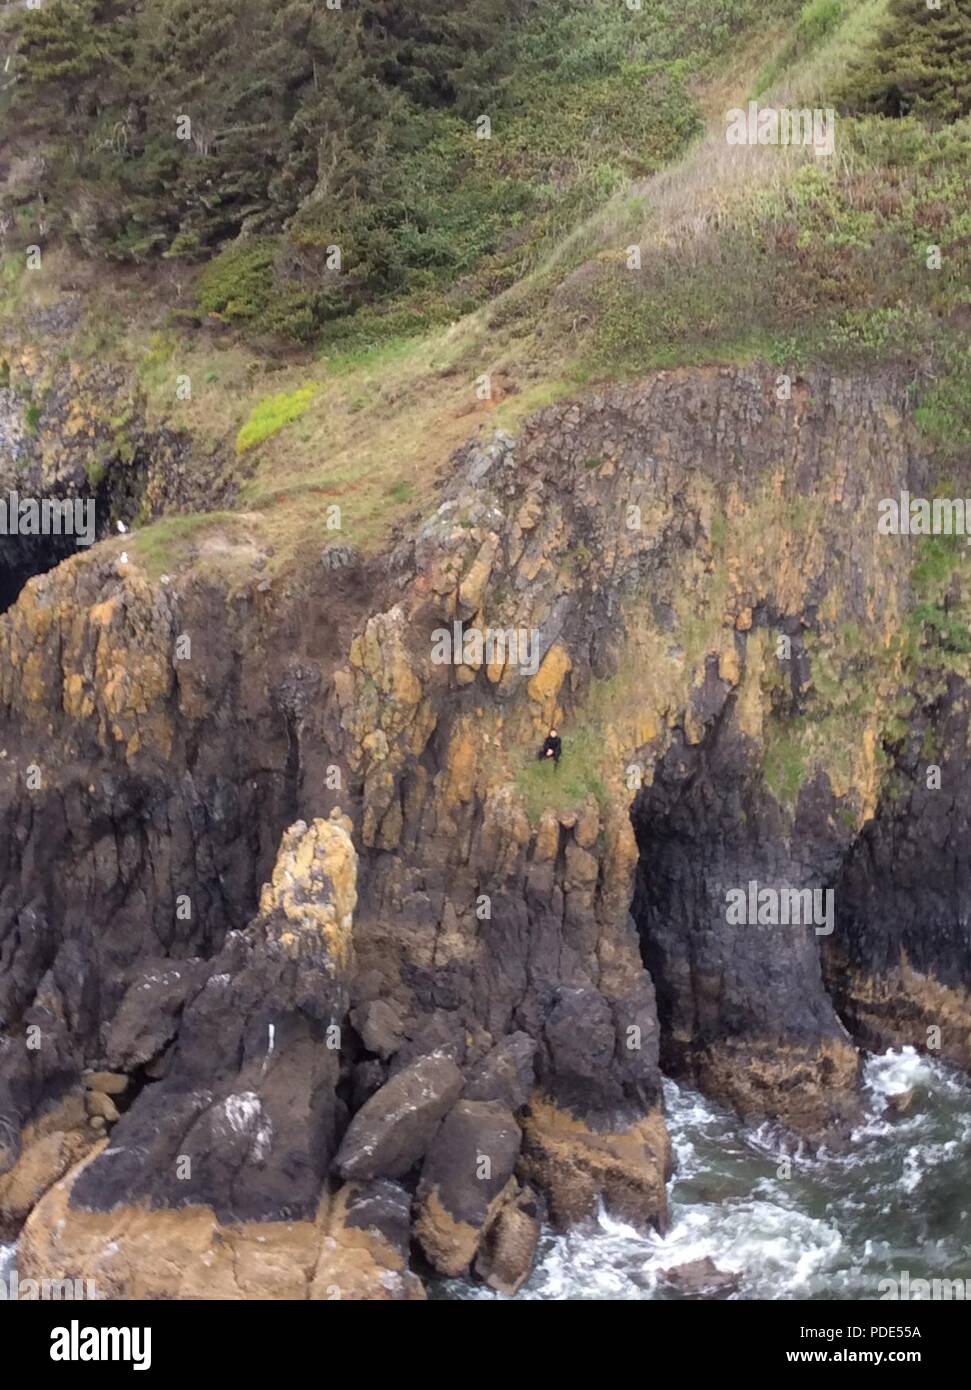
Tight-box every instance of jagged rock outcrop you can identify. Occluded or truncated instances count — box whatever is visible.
[631,729,862,1132]
[65,812,356,1221]
[0,541,369,1185]
[2,360,971,1295]
[825,674,971,1070]
[0,340,236,616]
[17,813,414,1297]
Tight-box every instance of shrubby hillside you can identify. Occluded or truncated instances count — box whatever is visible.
[2,0,790,341]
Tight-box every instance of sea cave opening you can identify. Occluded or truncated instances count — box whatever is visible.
[0,530,92,615]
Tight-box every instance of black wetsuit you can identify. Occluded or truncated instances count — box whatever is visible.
[539,735,562,764]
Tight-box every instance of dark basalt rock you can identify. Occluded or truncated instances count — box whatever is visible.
[343,1177,413,1257]
[824,677,971,1069]
[414,1099,522,1276]
[70,816,355,1224]
[103,961,210,1073]
[418,1099,521,1224]
[464,1032,537,1112]
[334,1052,464,1182]
[630,719,861,1132]
[3,361,971,1294]
[350,998,405,1060]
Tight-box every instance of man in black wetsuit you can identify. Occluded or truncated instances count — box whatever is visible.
[539,727,562,765]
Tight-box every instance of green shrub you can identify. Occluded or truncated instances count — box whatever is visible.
[910,602,971,655]
[235,383,316,454]
[914,344,971,457]
[840,0,971,121]
[198,241,277,324]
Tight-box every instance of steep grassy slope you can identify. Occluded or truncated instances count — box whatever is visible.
[1,2,967,602]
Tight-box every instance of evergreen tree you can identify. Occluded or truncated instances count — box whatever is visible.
[360,0,530,114]
[843,0,971,121]
[14,0,133,122]
[132,0,312,254]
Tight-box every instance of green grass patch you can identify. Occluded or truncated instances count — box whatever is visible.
[753,0,846,96]
[236,383,317,454]
[129,512,246,579]
[911,531,966,597]
[914,343,971,459]
[905,533,971,663]
[763,721,811,805]
[516,726,607,822]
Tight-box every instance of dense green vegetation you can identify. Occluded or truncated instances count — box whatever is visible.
[840,0,971,120]
[908,532,971,657]
[1,0,789,342]
[1,0,968,419]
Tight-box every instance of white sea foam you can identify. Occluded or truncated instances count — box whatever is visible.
[446,1050,971,1300]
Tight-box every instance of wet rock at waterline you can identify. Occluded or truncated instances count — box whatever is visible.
[414,1100,522,1276]
[659,1257,742,1300]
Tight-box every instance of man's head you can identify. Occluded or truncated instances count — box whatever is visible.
[548,727,557,738]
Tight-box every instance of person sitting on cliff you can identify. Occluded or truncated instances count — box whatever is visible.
[538,728,562,765]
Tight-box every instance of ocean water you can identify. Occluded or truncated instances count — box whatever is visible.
[2,1050,967,1300]
[445,1049,971,1300]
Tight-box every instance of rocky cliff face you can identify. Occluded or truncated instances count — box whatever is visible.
[2,358,970,1296]
[0,334,234,614]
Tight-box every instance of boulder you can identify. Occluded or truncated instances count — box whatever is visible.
[884,1089,915,1119]
[320,543,360,573]
[414,1099,521,1277]
[82,1072,128,1096]
[104,962,209,1072]
[334,1052,463,1181]
[474,1184,542,1295]
[85,1092,120,1124]
[391,1011,467,1073]
[0,1098,93,1240]
[311,1180,425,1301]
[350,999,404,1060]
[660,1257,741,1299]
